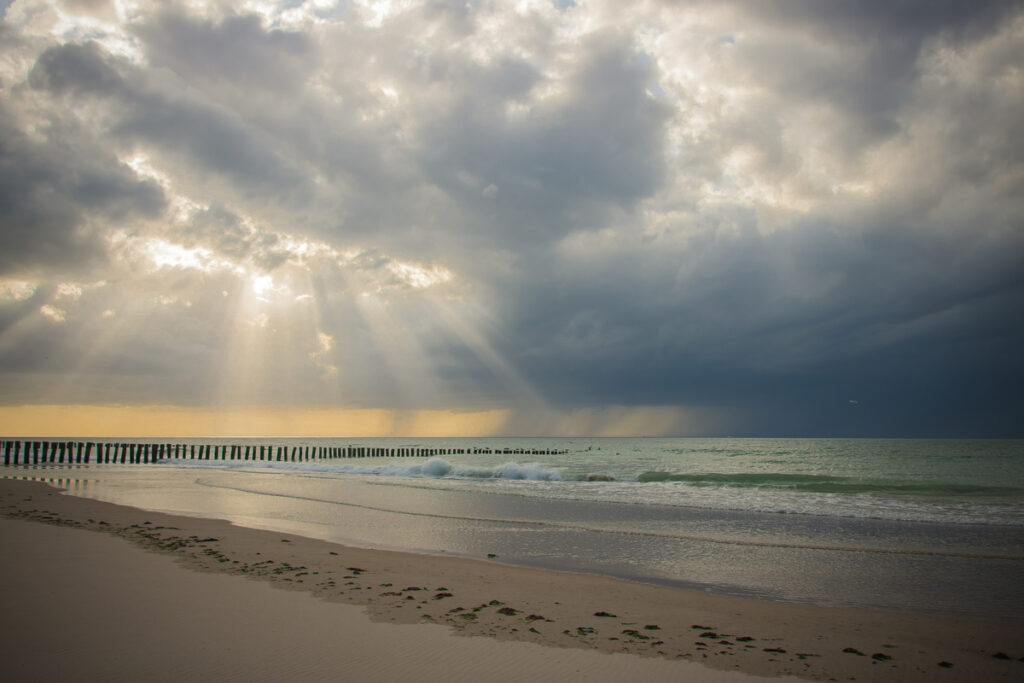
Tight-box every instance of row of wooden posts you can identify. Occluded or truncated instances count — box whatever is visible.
[1,440,567,466]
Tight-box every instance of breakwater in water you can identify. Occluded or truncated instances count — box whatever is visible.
[0,440,567,466]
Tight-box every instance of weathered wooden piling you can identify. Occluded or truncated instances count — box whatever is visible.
[0,438,568,467]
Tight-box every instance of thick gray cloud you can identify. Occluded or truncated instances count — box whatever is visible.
[1,0,1022,435]
[0,88,165,275]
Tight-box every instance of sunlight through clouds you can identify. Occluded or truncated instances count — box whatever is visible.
[1,0,1022,436]
[143,239,240,274]
[39,304,66,323]
[0,280,36,302]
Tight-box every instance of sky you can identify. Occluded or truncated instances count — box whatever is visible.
[0,0,1022,438]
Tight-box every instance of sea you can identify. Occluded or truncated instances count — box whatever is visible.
[6,437,1024,623]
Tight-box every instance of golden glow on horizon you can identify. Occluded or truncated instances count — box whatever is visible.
[0,405,511,438]
[0,404,719,438]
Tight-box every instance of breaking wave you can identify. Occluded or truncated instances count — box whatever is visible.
[168,457,568,482]
[635,471,1022,497]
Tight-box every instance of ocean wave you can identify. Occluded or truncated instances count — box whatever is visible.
[160,459,1024,525]
[165,458,1019,498]
[192,477,1024,558]
[635,471,1022,497]
[166,457,568,482]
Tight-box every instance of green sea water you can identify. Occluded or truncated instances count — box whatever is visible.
[6,438,1024,621]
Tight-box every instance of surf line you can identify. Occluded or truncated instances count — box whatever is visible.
[193,478,1024,562]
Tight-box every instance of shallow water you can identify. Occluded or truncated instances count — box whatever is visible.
[7,438,1024,624]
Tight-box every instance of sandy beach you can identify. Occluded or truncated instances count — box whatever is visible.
[2,478,1022,682]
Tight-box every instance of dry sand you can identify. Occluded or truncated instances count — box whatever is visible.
[2,478,1022,682]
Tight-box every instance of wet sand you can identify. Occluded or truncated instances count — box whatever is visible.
[2,479,1022,681]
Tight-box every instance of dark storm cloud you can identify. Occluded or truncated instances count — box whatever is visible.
[29,40,307,194]
[1,0,1022,435]
[0,97,165,276]
[493,210,1024,435]
[413,30,671,247]
[748,0,1021,38]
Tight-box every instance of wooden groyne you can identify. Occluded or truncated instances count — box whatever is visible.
[0,440,567,466]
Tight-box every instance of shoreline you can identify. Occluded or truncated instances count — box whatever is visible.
[3,478,1023,681]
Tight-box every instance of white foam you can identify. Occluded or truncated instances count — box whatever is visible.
[162,457,565,482]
